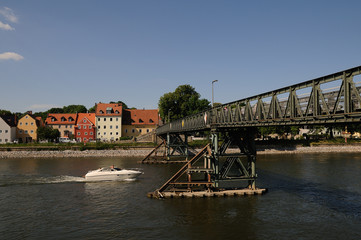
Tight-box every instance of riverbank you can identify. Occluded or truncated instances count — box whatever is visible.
[1,145,361,158]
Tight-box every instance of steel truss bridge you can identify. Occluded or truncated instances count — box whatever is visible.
[146,65,361,198]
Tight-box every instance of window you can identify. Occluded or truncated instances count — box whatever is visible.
[104,118,106,121]
[77,137,81,141]
[83,137,87,141]
[147,129,150,133]
[89,126,91,129]
[65,125,68,128]
[59,125,61,128]
[110,132,113,135]
[110,118,113,121]
[78,125,81,129]
[78,132,81,136]
[116,118,118,121]
[98,126,100,129]
[115,110,119,114]
[61,117,66,122]
[20,122,22,125]
[104,132,106,135]
[150,119,154,123]
[116,125,118,129]
[5,130,8,133]
[139,129,142,133]
[0,130,2,133]
[0,139,2,142]
[19,130,23,134]
[103,126,106,129]
[98,118,100,121]
[125,129,128,133]
[132,129,135,133]
[110,126,113,129]
[90,132,93,135]
[99,110,104,114]
[116,132,118,135]
[83,126,86,129]
[85,132,88,135]
[70,125,72,128]
[69,117,74,122]
[83,120,87,123]
[31,122,34,125]
[139,119,144,123]
[26,116,28,119]
[25,122,28,125]
[25,130,28,134]
[31,130,34,133]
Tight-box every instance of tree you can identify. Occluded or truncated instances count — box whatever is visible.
[158,84,210,122]
[37,126,60,141]
[0,109,12,115]
[63,105,87,113]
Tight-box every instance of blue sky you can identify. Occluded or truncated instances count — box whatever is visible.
[1,0,361,113]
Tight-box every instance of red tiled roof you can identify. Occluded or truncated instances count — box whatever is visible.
[76,113,96,125]
[123,109,159,125]
[45,113,77,125]
[95,103,122,116]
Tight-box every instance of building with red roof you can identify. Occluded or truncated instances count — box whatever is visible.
[122,109,159,139]
[95,103,123,141]
[74,113,96,143]
[45,113,77,138]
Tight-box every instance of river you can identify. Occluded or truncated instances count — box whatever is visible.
[1,153,361,239]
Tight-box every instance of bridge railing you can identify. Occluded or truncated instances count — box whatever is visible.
[156,65,361,135]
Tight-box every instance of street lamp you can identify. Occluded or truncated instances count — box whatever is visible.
[212,80,218,107]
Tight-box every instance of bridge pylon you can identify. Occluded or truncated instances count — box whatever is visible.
[147,127,266,198]
[141,132,196,163]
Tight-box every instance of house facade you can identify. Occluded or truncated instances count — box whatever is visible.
[95,103,123,141]
[45,113,77,138]
[74,113,96,143]
[122,109,159,138]
[0,115,17,144]
[17,113,44,143]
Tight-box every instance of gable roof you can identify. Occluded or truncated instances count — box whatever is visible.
[95,103,122,116]
[19,114,44,127]
[0,115,17,127]
[76,113,96,125]
[45,113,77,125]
[123,109,159,125]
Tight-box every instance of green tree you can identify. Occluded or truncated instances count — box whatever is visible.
[158,84,210,122]
[37,126,60,141]
[0,109,12,115]
[63,105,87,113]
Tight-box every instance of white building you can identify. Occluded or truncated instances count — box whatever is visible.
[0,115,17,144]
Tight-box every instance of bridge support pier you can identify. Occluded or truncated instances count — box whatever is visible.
[211,128,257,190]
[148,127,264,198]
[141,133,195,163]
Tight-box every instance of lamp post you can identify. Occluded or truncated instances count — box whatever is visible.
[212,80,218,107]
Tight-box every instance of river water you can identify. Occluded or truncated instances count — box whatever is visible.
[1,153,361,240]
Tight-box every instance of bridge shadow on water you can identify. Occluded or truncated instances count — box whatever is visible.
[258,169,361,220]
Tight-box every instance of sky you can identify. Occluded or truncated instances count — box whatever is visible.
[1,0,361,113]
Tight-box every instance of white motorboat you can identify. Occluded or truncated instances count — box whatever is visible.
[85,166,143,181]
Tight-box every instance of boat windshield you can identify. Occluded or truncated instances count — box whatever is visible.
[99,167,121,171]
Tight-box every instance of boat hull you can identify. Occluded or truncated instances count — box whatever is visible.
[85,169,142,181]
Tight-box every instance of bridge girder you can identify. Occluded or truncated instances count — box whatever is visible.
[157,65,361,135]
